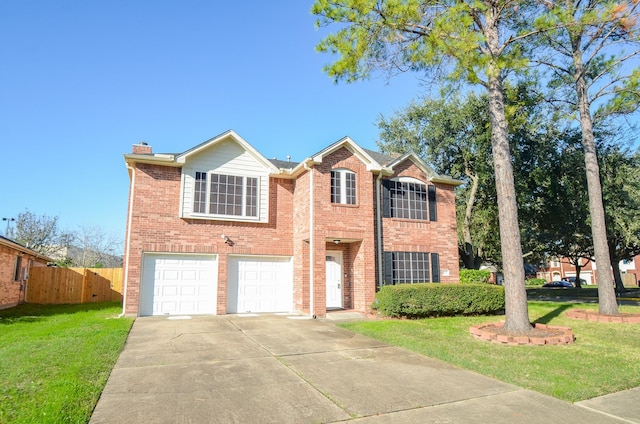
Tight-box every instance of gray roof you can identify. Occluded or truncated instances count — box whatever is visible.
[0,235,53,261]
[269,158,299,169]
[362,148,396,166]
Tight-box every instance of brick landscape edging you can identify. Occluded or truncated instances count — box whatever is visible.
[566,309,640,323]
[469,322,575,345]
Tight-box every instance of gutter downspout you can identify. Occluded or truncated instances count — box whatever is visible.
[376,172,384,289]
[120,164,136,318]
[304,161,315,318]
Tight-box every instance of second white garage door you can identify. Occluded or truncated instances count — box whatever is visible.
[227,256,293,313]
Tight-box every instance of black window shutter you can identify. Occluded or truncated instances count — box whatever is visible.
[383,251,394,285]
[431,253,440,283]
[381,179,391,218]
[428,185,437,222]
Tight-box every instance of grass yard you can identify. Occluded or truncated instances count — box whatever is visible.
[0,303,134,424]
[340,301,640,402]
[527,287,640,300]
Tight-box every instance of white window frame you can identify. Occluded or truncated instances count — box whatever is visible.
[331,168,356,205]
[192,171,260,220]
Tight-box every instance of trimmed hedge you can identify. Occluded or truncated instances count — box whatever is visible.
[526,278,546,286]
[372,283,505,318]
[459,269,491,284]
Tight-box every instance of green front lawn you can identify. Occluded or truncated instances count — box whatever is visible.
[340,301,640,402]
[0,303,134,424]
[527,287,640,300]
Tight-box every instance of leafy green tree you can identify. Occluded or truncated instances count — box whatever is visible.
[376,94,496,269]
[377,82,566,273]
[313,0,542,332]
[530,0,640,313]
[527,131,594,287]
[599,143,640,290]
[312,0,547,331]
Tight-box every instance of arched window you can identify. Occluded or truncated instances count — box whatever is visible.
[331,169,356,205]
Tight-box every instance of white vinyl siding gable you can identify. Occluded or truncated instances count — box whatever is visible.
[180,139,270,222]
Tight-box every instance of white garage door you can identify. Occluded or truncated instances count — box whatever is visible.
[566,272,593,285]
[227,256,293,313]
[140,254,218,316]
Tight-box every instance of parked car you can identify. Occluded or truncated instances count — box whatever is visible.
[562,276,587,286]
[542,280,574,288]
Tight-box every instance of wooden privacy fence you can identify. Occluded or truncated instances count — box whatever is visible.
[26,267,123,304]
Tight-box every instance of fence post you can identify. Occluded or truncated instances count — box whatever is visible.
[81,268,89,303]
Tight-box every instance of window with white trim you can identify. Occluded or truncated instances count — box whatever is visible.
[193,172,258,218]
[331,169,356,205]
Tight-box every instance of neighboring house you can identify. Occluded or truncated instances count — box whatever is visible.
[538,256,640,286]
[0,235,52,309]
[48,245,123,268]
[122,130,462,317]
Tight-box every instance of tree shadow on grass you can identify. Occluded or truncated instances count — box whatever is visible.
[532,304,573,325]
[0,302,122,324]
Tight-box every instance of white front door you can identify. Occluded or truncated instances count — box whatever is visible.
[326,251,343,309]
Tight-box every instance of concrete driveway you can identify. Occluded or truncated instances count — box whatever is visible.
[90,314,634,424]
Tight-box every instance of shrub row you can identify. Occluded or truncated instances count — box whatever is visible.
[372,283,505,318]
[526,278,546,286]
[459,269,491,284]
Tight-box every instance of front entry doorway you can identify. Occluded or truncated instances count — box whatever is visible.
[326,251,343,309]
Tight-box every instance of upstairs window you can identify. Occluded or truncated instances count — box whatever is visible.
[382,178,436,221]
[331,169,356,205]
[193,172,258,218]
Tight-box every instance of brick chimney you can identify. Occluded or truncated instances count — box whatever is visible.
[132,142,152,155]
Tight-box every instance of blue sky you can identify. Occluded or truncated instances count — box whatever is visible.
[1,1,428,245]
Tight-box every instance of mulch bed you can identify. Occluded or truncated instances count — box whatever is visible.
[469,322,575,346]
[566,309,640,323]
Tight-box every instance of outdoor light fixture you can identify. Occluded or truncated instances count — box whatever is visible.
[333,239,340,245]
[221,234,234,246]
[2,217,15,236]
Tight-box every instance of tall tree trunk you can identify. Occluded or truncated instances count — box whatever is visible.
[462,172,479,269]
[572,39,619,315]
[608,245,625,294]
[485,9,531,332]
[574,265,582,288]
[611,259,624,293]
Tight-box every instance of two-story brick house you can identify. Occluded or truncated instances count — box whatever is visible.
[122,130,462,317]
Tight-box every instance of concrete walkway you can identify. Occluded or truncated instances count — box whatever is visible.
[90,314,638,424]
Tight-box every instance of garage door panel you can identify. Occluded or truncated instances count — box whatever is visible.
[228,256,293,314]
[180,285,196,296]
[161,286,179,296]
[140,254,218,316]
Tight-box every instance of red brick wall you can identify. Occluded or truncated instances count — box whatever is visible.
[124,148,460,316]
[0,244,48,309]
[292,169,311,313]
[381,161,460,283]
[123,163,294,315]
[313,148,378,315]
